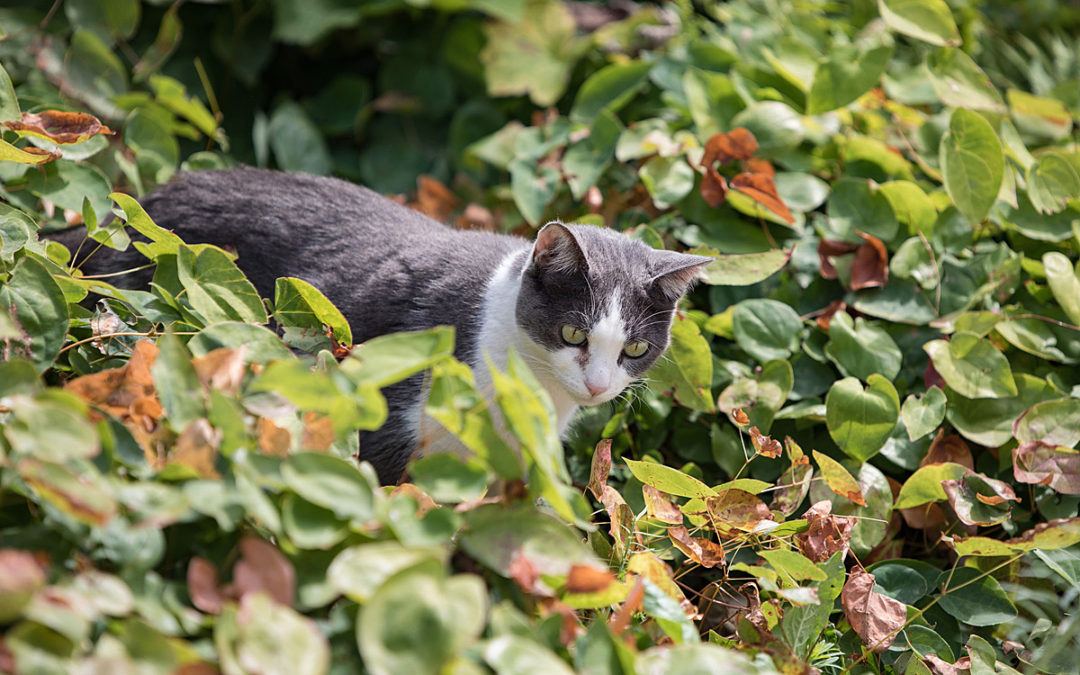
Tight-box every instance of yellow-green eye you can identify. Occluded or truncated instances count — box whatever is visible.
[623,340,649,358]
[561,324,587,346]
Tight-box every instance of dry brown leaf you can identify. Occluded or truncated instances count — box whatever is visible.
[850,231,889,290]
[731,408,750,426]
[508,550,541,593]
[668,525,726,568]
[168,419,222,478]
[815,300,848,331]
[730,172,795,224]
[700,167,728,207]
[748,426,782,458]
[923,654,971,675]
[192,347,246,396]
[841,568,907,653]
[743,157,775,176]
[565,564,616,594]
[1013,441,1080,494]
[706,489,772,536]
[257,418,291,456]
[4,110,114,144]
[642,485,683,524]
[817,240,858,280]
[796,501,855,563]
[923,430,974,469]
[702,128,759,167]
[609,577,645,635]
[232,536,295,606]
[588,438,613,500]
[389,483,437,517]
[413,175,459,222]
[301,412,335,451]
[187,557,225,614]
[455,203,495,231]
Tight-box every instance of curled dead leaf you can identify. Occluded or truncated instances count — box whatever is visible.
[850,231,889,290]
[565,564,616,593]
[796,501,854,563]
[232,536,295,606]
[702,128,759,167]
[192,347,247,396]
[4,110,114,144]
[743,157,775,177]
[732,408,750,426]
[730,172,795,224]
[817,240,858,280]
[748,426,782,458]
[413,175,459,222]
[1013,441,1080,494]
[814,299,847,331]
[588,438,613,500]
[700,167,728,207]
[168,419,222,478]
[923,430,974,469]
[257,418,291,456]
[841,568,907,653]
[668,525,726,568]
[643,485,683,524]
[301,411,336,451]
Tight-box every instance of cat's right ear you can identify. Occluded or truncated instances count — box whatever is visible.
[528,222,588,276]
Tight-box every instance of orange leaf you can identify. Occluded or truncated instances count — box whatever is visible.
[702,128,759,167]
[748,426,782,458]
[743,157,775,176]
[413,175,459,222]
[732,408,750,426]
[668,526,726,568]
[730,172,795,224]
[815,299,848,331]
[4,110,114,145]
[168,419,222,478]
[565,564,616,593]
[700,167,728,207]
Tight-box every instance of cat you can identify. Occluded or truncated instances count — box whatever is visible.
[60,168,712,483]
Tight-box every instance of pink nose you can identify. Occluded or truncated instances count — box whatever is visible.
[586,382,606,397]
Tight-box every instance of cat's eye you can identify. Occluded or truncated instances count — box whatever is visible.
[623,340,649,358]
[561,324,587,346]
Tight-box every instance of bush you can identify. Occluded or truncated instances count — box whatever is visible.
[2,0,1080,672]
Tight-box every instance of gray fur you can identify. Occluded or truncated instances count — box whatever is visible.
[59,168,710,483]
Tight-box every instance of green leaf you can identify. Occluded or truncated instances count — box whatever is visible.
[935,567,1016,626]
[732,298,803,364]
[781,553,845,659]
[878,180,937,236]
[0,63,19,122]
[328,543,446,604]
[18,459,116,526]
[3,391,97,462]
[924,332,1017,399]
[267,100,331,175]
[926,48,1005,112]
[281,452,376,523]
[730,101,804,158]
[901,387,946,441]
[893,462,968,509]
[1041,251,1080,326]
[281,494,349,550]
[824,311,902,382]
[692,247,790,286]
[648,314,714,412]
[624,458,715,499]
[510,159,560,225]
[807,44,892,114]
[176,245,268,325]
[343,326,455,388]
[570,61,651,123]
[1027,151,1080,215]
[717,359,793,434]
[274,277,353,346]
[563,111,621,200]
[813,450,866,506]
[825,375,900,462]
[869,562,930,605]
[481,0,582,106]
[639,156,695,209]
[190,323,293,363]
[878,0,961,46]
[124,107,178,184]
[758,549,827,582]
[234,593,329,675]
[809,461,893,554]
[1008,89,1073,140]
[459,505,598,577]
[150,332,204,431]
[641,579,697,644]
[408,453,491,503]
[484,635,575,675]
[940,108,1004,225]
[26,161,113,219]
[0,255,68,373]
[826,178,898,243]
[682,69,742,140]
[946,373,1056,447]
[110,192,184,247]
[253,359,384,434]
[1014,398,1080,446]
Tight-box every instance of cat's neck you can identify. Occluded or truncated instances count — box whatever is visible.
[474,249,580,434]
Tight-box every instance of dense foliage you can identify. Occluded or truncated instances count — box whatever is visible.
[2,0,1080,672]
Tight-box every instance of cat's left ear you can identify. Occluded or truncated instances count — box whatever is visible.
[529,222,588,276]
[649,251,714,301]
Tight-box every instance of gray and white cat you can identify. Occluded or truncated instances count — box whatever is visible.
[65,168,711,483]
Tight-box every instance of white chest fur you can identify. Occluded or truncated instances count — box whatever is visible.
[416,249,581,457]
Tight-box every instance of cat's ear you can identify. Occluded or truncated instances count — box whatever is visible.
[529,222,588,276]
[649,251,714,301]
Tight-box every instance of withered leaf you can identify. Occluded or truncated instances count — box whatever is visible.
[923,430,974,469]
[508,550,541,593]
[168,419,222,478]
[817,240,858,280]
[668,525,726,568]
[301,411,336,451]
[0,549,46,601]
[389,483,437,516]
[257,418,291,457]
[942,470,1017,526]
[815,300,848,331]
[588,438,613,500]
[900,502,947,531]
[923,655,971,675]
[706,489,772,536]
[455,202,496,231]
[643,484,683,524]
[850,231,889,290]
[232,536,295,606]
[732,408,750,426]
[841,568,907,653]
[748,426,782,458]
[796,501,854,563]
[4,110,115,145]
[565,564,615,594]
[813,450,866,506]
[413,175,459,223]
[609,577,645,635]
[730,172,795,224]
[701,167,728,207]
[702,128,759,167]
[743,157,775,177]
[187,557,225,614]
[192,347,247,396]
[771,461,813,517]
[1013,441,1080,494]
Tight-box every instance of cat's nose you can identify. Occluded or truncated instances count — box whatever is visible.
[586,381,607,397]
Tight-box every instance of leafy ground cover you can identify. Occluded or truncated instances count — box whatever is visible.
[3,0,1080,672]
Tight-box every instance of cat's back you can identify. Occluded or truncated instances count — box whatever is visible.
[140,168,528,359]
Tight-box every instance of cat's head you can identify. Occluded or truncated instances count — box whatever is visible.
[515,222,712,406]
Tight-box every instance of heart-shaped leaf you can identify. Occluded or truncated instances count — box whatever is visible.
[825,375,900,462]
